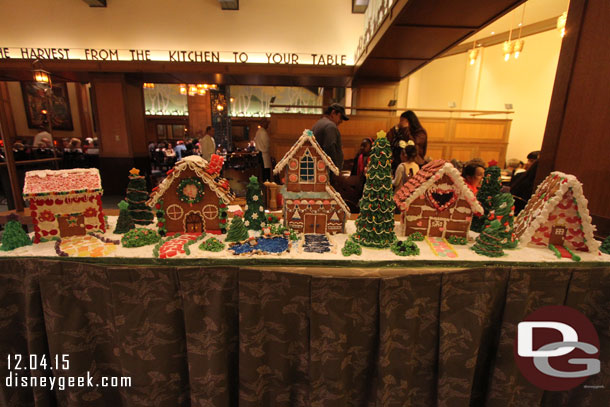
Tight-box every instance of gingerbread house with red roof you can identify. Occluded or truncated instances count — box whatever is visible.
[147,155,234,234]
[273,129,349,234]
[23,168,105,243]
[514,171,599,252]
[394,160,483,238]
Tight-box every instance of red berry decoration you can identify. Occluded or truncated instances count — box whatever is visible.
[155,203,161,209]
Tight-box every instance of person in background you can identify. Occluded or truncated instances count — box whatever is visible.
[462,160,485,195]
[69,138,82,153]
[254,118,272,181]
[199,126,216,162]
[174,140,187,160]
[85,139,99,155]
[165,142,176,164]
[387,113,411,174]
[393,140,419,190]
[351,137,373,177]
[511,151,540,214]
[402,110,427,166]
[33,126,53,150]
[312,103,349,173]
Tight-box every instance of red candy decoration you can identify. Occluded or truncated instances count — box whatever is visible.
[49,229,58,236]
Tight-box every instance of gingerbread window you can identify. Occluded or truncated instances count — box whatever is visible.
[299,150,315,183]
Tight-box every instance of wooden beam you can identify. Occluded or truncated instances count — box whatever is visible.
[0,82,24,212]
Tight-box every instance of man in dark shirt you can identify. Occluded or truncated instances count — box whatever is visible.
[312,103,349,171]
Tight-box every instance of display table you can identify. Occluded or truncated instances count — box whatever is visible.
[0,257,608,407]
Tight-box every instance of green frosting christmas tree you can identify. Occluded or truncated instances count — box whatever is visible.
[471,164,502,232]
[488,193,518,249]
[353,130,396,248]
[244,175,265,230]
[226,216,249,242]
[126,168,153,225]
[113,200,135,234]
[601,236,610,255]
[0,217,32,251]
[471,219,504,257]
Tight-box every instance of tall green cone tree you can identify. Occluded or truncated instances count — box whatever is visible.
[0,219,32,251]
[472,219,504,257]
[126,168,153,225]
[471,165,502,232]
[226,216,249,242]
[114,200,135,234]
[244,175,265,230]
[353,130,396,248]
[488,192,518,248]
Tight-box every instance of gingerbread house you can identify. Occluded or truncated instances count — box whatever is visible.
[23,168,105,243]
[147,155,234,234]
[394,160,483,238]
[273,129,349,234]
[514,171,599,252]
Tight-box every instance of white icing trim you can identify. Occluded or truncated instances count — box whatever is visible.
[325,185,350,216]
[23,168,102,195]
[515,171,599,252]
[273,129,339,175]
[147,155,234,206]
[396,162,483,214]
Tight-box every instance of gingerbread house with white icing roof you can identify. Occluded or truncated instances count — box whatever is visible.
[23,168,105,243]
[147,155,234,234]
[273,129,349,234]
[514,171,599,252]
[394,160,483,238]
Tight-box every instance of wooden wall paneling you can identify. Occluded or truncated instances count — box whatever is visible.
[454,120,508,141]
[420,119,449,141]
[124,80,148,156]
[91,78,129,157]
[426,145,445,160]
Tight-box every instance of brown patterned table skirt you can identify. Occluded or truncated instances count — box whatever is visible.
[0,259,608,406]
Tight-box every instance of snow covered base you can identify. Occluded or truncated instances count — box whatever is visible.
[1,216,609,265]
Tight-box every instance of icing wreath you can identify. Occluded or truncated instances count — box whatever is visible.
[177,178,205,204]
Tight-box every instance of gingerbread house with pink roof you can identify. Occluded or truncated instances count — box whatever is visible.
[394,160,483,238]
[514,171,599,252]
[273,129,349,234]
[23,168,105,243]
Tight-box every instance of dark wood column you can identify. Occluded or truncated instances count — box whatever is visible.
[0,82,23,211]
[538,0,610,237]
[91,74,149,195]
[188,92,211,137]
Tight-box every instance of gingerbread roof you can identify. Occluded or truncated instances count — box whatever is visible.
[147,155,234,206]
[514,171,598,251]
[393,159,483,213]
[23,168,102,197]
[273,129,340,176]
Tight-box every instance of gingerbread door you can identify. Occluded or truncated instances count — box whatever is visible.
[57,214,87,237]
[304,214,327,234]
[550,225,566,246]
[427,218,446,237]
[185,212,204,233]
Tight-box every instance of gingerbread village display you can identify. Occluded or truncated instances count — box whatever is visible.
[6,130,608,261]
[147,155,234,235]
[273,129,349,234]
[394,159,483,239]
[23,168,106,243]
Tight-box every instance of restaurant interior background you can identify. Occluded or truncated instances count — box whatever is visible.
[1,0,608,235]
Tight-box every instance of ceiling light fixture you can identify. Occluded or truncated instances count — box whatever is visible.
[468,42,479,65]
[513,4,526,59]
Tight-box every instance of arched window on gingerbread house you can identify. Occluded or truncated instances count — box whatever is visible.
[299,150,315,183]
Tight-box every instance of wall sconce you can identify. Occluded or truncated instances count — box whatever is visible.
[33,69,50,84]
[197,88,206,96]
[387,99,397,107]
[143,83,155,89]
[468,48,479,65]
[179,84,187,95]
[557,11,567,38]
